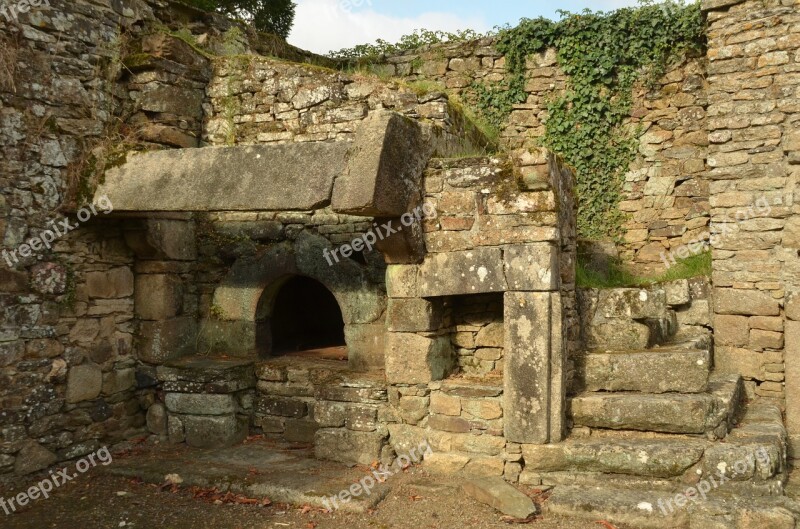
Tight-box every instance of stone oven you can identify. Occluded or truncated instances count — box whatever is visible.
[94,99,576,476]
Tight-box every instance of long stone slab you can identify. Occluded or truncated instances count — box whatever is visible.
[416,248,507,297]
[571,393,719,435]
[521,439,706,478]
[96,142,349,211]
[504,292,552,444]
[571,375,742,436]
[580,346,711,394]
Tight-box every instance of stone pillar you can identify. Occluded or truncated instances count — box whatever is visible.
[504,292,558,444]
[125,218,198,364]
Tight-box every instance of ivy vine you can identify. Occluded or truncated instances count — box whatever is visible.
[473,1,705,239]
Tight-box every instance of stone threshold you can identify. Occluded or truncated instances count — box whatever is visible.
[104,438,391,513]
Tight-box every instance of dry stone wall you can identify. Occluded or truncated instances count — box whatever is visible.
[0,0,334,478]
[383,41,709,272]
[701,0,800,447]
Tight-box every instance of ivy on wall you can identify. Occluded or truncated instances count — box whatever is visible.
[473,1,705,239]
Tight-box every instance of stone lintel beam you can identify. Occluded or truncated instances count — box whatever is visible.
[332,110,430,217]
[95,142,349,212]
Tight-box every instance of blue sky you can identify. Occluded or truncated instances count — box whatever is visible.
[290,0,641,54]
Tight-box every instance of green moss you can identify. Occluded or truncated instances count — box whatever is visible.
[122,53,156,69]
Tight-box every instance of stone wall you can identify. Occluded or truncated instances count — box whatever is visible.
[0,0,151,479]
[0,0,336,478]
[446,293,504,377]
[382,41,709,272]
[203,56,491,154]
[701,0,800,446]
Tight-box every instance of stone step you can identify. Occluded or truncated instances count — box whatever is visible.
[520,438,708,479]
[523,397,785,490]
[579,338,711,393]
[544,485,799,529]
[570,375,744,437]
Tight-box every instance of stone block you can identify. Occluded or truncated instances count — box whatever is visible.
[417,248,507,297]
[158,356,256,393]
[504,292,552,444]
[315,429,386,466]
[102,368,136,396]
[428,414,471,433]
[284,419,319,443]
[715,315,750,347]
[182,414,248,448]
[385,333,453,384]
[423,452,471,474]
[346,404,379,431]
[66,363,103,403]
[462,477,538,519]
[99,143,349,212]
[165,393,237,415]
[521,439,704,478]
[475,322,504,348]
[715,289,780,316]
[595,288,668,320]
[787,292,800,321]
[664,280,691,306]
[256,396,307,418]
[502,243,559,291]
[463,400,503,420]
[345,323,386,371]
[430,393,461,416]
[85,267,134,299]
[124,219,197,261]
[135,274,183,320]
[374,215,426,265]
[138,317,198,365]
[314,401,347,428]
[676,300,711,327]
[14,441,57,475]
[146,402,167,435]
[585,320,651,351]
[332,111,429,217]
[386,265,419,298]
[750,329,784,350]
[581,347,710,393]
[386,298,442,332]
[168,415,185,444]
[715,346,763,380]
[786,321,800,437]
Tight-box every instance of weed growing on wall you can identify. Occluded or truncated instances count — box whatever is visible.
[473,1,705,239]
[329,29,486,64]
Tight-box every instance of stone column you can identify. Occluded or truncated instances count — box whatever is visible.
[504,292,553,444]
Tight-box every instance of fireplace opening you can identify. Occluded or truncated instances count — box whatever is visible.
[268,276,347,359]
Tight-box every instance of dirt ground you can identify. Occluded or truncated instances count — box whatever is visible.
[0,466,616,529]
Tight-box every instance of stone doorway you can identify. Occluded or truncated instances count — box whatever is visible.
[262,275,347,360]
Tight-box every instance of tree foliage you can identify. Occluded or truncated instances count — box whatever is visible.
[183,0,296,38]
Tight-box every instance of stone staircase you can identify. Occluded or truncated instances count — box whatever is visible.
[524,282,794,528]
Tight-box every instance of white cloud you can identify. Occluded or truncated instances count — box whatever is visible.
[288,0,489,55]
